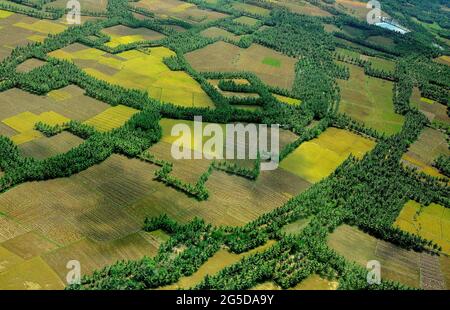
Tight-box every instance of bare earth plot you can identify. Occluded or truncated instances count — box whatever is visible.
[410,87,450,123]
[16,58,46,73]
[185,41,297,90]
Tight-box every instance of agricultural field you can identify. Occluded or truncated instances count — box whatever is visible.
[394,201,450,256]
[280,128,376,183]
[0,0,449,297]
[337,63,404,135]
[49,44,215,107]
[185,42,297,89]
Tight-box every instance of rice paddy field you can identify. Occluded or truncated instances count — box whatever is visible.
[271,0,331,17]
[337,63,404,135]
[102,25,166,47]
[49,44,215,108]
[134,0,228,23]
[185,42,297,89]
[280,127,376,183]
[410,87,450,123]
[394,201,450,255]
[328,224,449,289]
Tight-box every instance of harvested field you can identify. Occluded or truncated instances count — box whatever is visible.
[280,128,376,183]
[134,0,228,23]
[410,87,450,123]
[18,132,84,160]
[13,19,67,35]
[208,79,260,99]
[334,0,389,21]
[404,127,449,165]
[43,230,167,282]
[16,58,45,73]
[328,224,426,288]
[0,215,28,243]
[290,274,338,290]
[0,87,109,130]
[394,201,450,255]
[1,232,58,260]
[233,16,259,26]
[200,27,241,41]
[186,42,297,89]
[231,2,270,16]
[44,0,107,13]
[401,154,447,179]
[337,63,404,135]
[271,0,332,17]
[280,217,312,236]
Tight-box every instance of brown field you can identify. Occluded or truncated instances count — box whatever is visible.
[18,132,84,160]
[334,0,390,21]
[410,87,450,123]
[200,27,241,41]
[134,0,228,23]
[185,42,297,89]
[328,224,449,289]
[42,231,167,281]
[405,128,449,165]
[2,232,58,260]
[272,0,332,17]
[0,87,109,127]
[16,58,46,73]
[44,0,107,13]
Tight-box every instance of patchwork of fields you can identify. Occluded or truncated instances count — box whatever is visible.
[0,0,449,293]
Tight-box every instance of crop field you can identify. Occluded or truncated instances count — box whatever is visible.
[102,25,166,47]
[271,0,331,17]
[18,132,84,160]
[231,1,270,16]
[83,105,139,132]
[410,87,450,123]
[280,128,376,183]
[405,128,449,165]
[0,0,449,294]
[233,16,259,26]
[327,224,449,289]
[186,42,297,89]
[161,240,276,289]
[394,201,450,255]
[134,0,228,23]
[49,44,215,107]
[200,27,241,41]
[273,94,301,105]
[337,63,404,135]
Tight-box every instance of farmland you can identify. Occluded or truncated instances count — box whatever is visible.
[0,0,449,295]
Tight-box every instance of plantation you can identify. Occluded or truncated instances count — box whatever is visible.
[0,0,448,294]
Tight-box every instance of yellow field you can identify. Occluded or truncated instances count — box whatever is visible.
[48,89,73,102]
[402,154,447,179]
[394,201,450,255]
[0,257,64,290]
[280,128,375,183]
[0,10,14,19]
[273,94,301,105]
[13,20,67,35]
[49,46,214,108]
[2,111,70,145]
[421,97,435,104]
[290,274,338,290]
[26,34,46,43]
[83,105,138,132]
[105,35,145,48]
